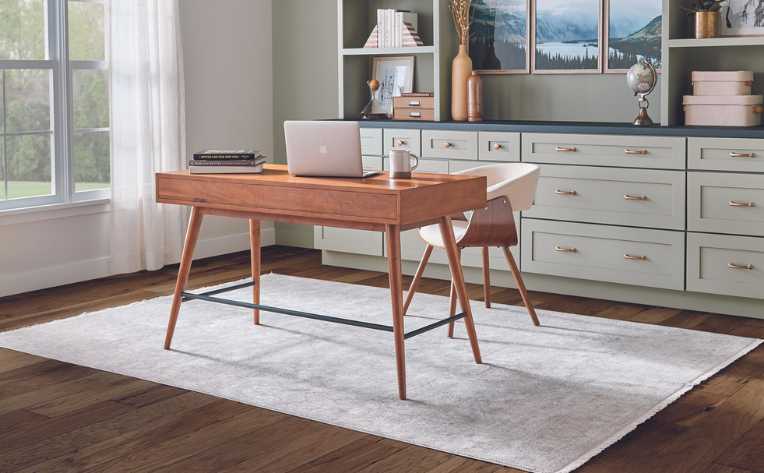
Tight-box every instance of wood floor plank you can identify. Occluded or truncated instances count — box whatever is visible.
[714,417,764,473]
[284,436,408,473]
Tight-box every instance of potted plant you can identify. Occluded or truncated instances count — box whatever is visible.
[688,0,728,38]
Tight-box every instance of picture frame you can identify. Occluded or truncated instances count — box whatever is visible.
[470,0,532,75]
[531,0,602,74]
[722,0,764,36]
[371,56,415,115]
[604,0,662,74]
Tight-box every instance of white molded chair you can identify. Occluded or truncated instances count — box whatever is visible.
[403,163,541,335]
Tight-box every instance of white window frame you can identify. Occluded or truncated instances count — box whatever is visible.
[0,0,111,212]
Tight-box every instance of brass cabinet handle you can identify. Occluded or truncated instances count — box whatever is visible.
[624,254,648,261]
[555,146,577,153]
[624,194,649,201]
[729,152,756,158]
[729,200,755,208]
[408,100,421,107]
[555,189,578,196]
[395,139,408,146]
[493,143,504,150]
[728,262,754,270]
[554,246,578,253]
[624,148,649,155]
[443,142,454,149]
[409,112,422,118]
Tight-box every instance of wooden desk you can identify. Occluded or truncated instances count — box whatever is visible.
[156,164,487,400]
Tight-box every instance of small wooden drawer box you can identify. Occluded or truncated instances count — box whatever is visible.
[394,96,435,109]
[393,108,434,121]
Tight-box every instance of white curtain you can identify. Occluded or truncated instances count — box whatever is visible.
[109,0,187,274]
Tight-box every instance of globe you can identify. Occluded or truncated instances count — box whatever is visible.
[626,60,657,97]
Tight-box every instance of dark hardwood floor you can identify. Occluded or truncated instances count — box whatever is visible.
[1,245,763,473]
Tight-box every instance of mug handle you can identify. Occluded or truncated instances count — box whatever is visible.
[409,153,419,172]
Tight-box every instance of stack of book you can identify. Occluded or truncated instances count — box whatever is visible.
[364,10,423,48]
[189,150,267,174]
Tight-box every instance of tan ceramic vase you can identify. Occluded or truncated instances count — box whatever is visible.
[451,44,472,122]
[467,71,483,122]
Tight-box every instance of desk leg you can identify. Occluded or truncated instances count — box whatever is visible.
[439,217,482,364]
[164,207,204,350]
[249,219,261,325]
[386,224,407,400]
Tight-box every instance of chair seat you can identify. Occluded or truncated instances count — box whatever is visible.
[418,220,469,248]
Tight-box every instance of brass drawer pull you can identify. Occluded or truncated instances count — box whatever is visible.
[493,143,504,151]
[555,189,578,196]
[442,142,454,149]
[409,112,422,118]
[408,100,421,107]
[729,151,756,158]
[624,194,649,201]
[624,254,648,261]
[729,200,755,208]
[395,139,408,146]
[624,148,649,155]
[554,246,578,253]
[728,262,754,271]
[555,146,577,153]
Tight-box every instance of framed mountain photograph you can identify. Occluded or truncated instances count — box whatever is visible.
[532,0,602,74]
[470,0,531,74]
[605,0,662,73]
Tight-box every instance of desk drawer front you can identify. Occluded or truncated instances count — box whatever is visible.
[479,132,521,162]
[687,233,764,299]
[524,165,686,230]
[522,133,686,169]
[360,128,383,156]
[521,219,685,290]
[688,172,764,236]
[689,137,764,172]
[422,130,478,160]
[384,129,421,155]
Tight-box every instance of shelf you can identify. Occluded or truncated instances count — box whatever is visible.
[342,46,436,56]
[667,36,764,48]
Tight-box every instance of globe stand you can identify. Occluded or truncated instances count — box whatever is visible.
[633,95,654,127]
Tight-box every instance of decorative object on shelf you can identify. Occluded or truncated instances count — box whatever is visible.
[450,0,473,121]
[533,0,602,73]
[467,71,483,122]
[364,10,425,48]
[722,0,764,36]
[626,58,657,126]
[470,0,530,74]
[605,0,662,73]
[685,69,763,126]
[393,93,435,121]
[371,56,415,117]
[388,147,420,179]
[361,80,389,120]
[687,0,725,38]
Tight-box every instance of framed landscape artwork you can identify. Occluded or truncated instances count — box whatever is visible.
[532,0,602,74]
[470,0,531,74]
[605,0,662,73]
[723,0,764,36]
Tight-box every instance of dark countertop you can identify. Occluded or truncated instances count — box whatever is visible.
[351,119,764,139]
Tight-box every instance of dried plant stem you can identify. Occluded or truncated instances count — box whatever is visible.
[449,0,471,46]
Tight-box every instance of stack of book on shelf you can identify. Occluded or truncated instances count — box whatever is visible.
[364,9,424,48]
[189,150,267,174]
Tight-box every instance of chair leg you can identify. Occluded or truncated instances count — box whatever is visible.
[447,280,457,338]
[502,247,540,327]
[482,246,491,308]
[402,244,433,316]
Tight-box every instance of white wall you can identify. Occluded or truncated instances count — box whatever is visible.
[0,0,275,297]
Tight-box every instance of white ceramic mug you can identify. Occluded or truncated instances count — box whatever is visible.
[388,148,419,179]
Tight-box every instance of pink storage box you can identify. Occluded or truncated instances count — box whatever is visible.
[684,95,764,127]
[691,71,754,96]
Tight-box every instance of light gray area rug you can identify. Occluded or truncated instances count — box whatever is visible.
[0,275,760,473]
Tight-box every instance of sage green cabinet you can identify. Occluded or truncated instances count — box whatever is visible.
[383,129,421,156]
[422,130,478,160]
[688,172,764,236]
[479,132,521,162]
[687,232,764,299]
[360,128,383,156]
[688,137,764,173]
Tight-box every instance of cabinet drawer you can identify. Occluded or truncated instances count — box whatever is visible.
[521,219,685,290]
[384,157,448,174]
[687,233,764,299]
[319,227,383,256]
[393,108,434,121]
[362,156,383,171]
[394,96,435,109]
[479,132,521,162]
[522,133,686,169]
[524,165,686,230]
[688,172,764,236]
[689,137,764,172]
[422,130,478,160]
[360,128,383,156]
[383,129,421,156]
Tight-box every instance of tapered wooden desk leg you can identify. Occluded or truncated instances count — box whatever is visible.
[164,207,204,350]
[503,247,540,327]
[402,244,433,316]
[482,246,491,308]
[250,219,261,325]
[440,217,482,364]
[386,224,407,400]
[447,280,457,338]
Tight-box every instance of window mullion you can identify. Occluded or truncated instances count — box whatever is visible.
[51,0,73,204]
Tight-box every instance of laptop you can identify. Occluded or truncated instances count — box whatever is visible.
[284,121,381,178]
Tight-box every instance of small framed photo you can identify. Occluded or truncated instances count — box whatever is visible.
[723,0,764,36]
[604,0,662,73]
[371,56,415,115]
[470,0,531,75]
[532,0,602,74]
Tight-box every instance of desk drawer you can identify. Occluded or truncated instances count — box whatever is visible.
[687,233,764,299]
[384,129,421,156]
[688,172,764,236]
[689,137,764,172]
[521,219,685,290]
[522,133,686,169]
[524,165,686,230]
[360,128,383,156]
[479,132,521,162]
[422,130,478,160]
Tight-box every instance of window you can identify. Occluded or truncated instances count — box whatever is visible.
[0,0,110,211]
